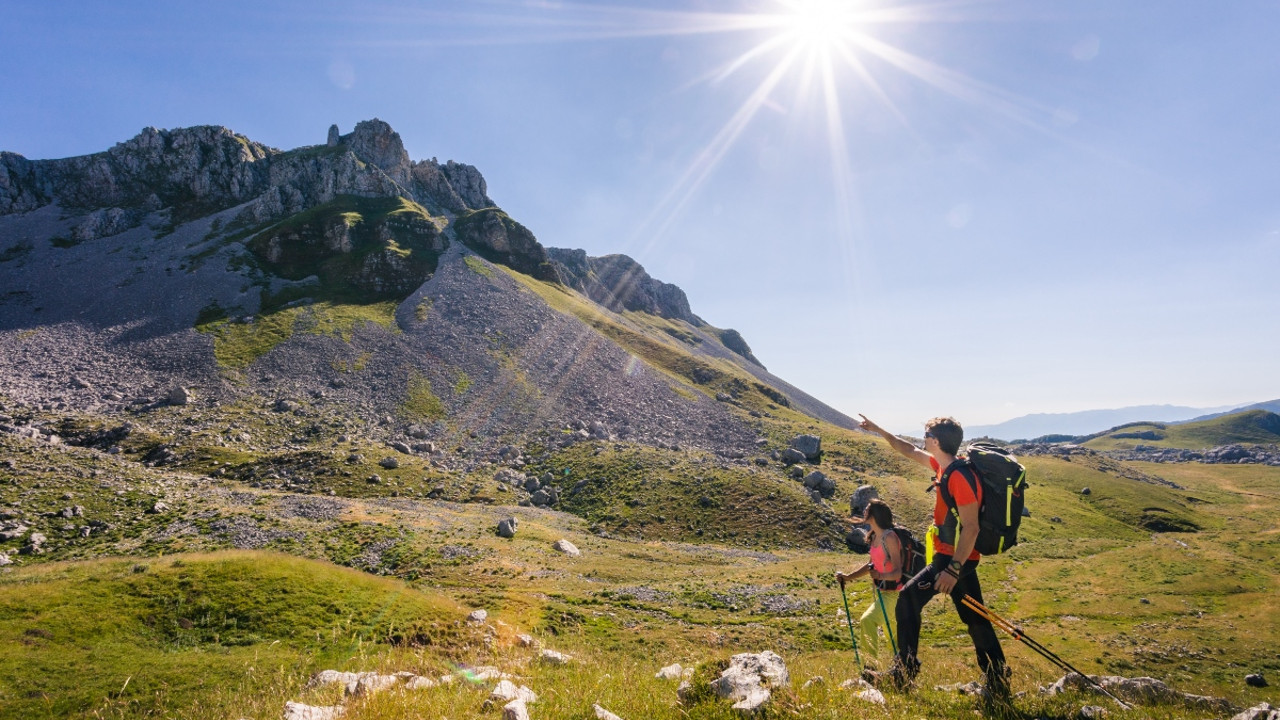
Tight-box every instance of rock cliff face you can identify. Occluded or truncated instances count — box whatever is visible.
[544,248,763,368]
[0,125,274,219]
[0,119,798,429]
[454,208,557,281]
[0,119,494,236]
[546,249,692,321]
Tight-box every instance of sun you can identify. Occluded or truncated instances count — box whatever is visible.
[777,0,859,51]
[418,1,1050,253]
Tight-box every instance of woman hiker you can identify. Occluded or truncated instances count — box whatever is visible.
[835,498,904,665]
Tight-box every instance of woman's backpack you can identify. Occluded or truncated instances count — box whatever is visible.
[894,526,928,578]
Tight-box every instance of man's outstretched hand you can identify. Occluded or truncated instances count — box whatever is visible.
[857,414,885,436]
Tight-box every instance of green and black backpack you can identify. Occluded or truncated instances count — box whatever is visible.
[939,443,1028,555]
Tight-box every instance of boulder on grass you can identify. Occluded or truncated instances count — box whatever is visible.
[709,651,789,712]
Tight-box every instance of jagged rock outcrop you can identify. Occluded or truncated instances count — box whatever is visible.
[0,125,273,219]
[455,208,557,280]
[547,248,692,321]
[341,119,411,187]
[0,120,494,233]
[545,247,764,368]
[716,328,762,368]
[411,159,492,213]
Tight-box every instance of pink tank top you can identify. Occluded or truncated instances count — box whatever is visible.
[869,529,897,574]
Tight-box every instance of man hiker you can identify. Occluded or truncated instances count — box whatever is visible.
[835,498,903,664]
[856,414,1009,697]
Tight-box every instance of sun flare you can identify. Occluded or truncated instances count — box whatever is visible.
[411,2,1054,256]
[778,0,859,51]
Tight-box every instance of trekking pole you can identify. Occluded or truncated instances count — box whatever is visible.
[874,585,898,655]
[839,583,863,669]
[961,595,1131,710]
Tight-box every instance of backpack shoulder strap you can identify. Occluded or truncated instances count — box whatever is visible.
[937,458,973,510]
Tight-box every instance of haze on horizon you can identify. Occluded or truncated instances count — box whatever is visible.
[2,0,1277,435]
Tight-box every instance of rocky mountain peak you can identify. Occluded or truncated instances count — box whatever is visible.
[340,119,411,188]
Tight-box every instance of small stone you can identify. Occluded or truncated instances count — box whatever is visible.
[490,679,538,704]
[656,663,684,680]
[502,699,530,720]
[468,609,489,623]
[1079,706,1109,719]
[283,701,345,720]
[540,649,572,665]
[517,633,536,647]
[404,675,437,690]
[166,386,192,406]
[593,704,624,720]
[346,673,397,698]
[309,670,361,688]
[148,501,169,514]
[379,457,400,469]
[552,539,580,557]
[1231,703,1279,720]
[497,517,518,538]
[854,687,886,705]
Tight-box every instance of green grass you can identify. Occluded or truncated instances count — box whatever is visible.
[1084,410,1280,451]
[496,265,788,413]
[452,371,472,395]
[196,301,397,370]
[0,552,473,719]
[3,389,1279,719]
[463,254,494,277]
[238,194,444,307]
[399,370,446,420]
[534,443,846,548]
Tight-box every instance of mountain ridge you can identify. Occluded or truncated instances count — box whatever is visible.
[968,402,1246,440]
[0,118,855,467]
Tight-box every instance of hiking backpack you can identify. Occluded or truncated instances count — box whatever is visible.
[893,525,928,578]
[939,443,1028,555]
[872,526,927,590]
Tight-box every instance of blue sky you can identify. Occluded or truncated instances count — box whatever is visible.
[3,0,1278,433]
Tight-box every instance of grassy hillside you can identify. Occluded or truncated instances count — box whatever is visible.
[0,553,477,719]
[3,419,1278,719]
[1084,409,1280,451]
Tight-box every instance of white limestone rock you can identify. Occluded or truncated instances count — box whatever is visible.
[593,704,624,720]
[552,539,581,557]
[283,701,345,720]
[656,663,684,680]
[502,699,531,720]
[490,679,538,705]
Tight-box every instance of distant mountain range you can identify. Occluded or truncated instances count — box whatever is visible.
[968,400,1280,441]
